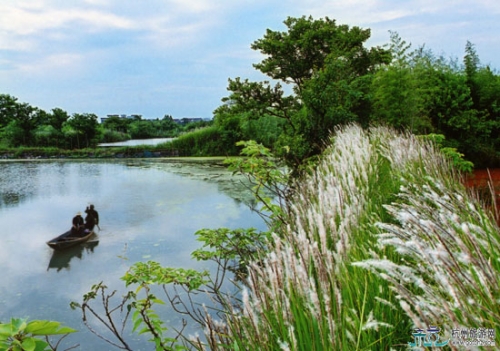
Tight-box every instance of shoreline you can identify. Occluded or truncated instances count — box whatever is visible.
[0,156,230,163]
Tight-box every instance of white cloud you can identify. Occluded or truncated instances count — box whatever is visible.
[477,0,500,13]
[0,4,135,36]
[14,52,86,78]
[293,0,487,28]
[82,0,111,5]
[289,0,409,25]
[139,15,219,50]
[169,0,214,13]
[0,1,230,54]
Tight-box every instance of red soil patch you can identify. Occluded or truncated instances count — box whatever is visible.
[463,168,500,189]
[463,168,500,225]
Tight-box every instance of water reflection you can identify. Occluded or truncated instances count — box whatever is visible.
[47,240,100,272]
[0,159,258,210]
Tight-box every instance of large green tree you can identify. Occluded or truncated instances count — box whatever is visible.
[0,95,42,146]
[218,16,391,169]
[63,113,99,148]
[371,32,422,131]
[33,108,70,147]
[102,115,133,133]
[0,95,75,147]
[0,94,19,128]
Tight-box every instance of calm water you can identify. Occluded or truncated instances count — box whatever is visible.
[98,138,173,147]
[0,159,265,350]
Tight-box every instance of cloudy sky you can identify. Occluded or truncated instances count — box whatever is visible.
[1,0,498,119]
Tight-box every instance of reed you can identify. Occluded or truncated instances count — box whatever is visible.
[168,126,229,156]
[197,124,499,350]
[354,128,500,342]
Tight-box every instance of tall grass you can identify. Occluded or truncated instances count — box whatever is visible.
[197,124,499,350]
[355,128,500,340]
[169,126,230,156]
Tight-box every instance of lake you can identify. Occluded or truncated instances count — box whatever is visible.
[0,159,266,350]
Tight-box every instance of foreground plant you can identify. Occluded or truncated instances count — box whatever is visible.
[225,140,291,227]
[71,264,210,351]
[71,226,270,350]
[0,318,77,351]
[205,125,404,350]
[354,128,500,341]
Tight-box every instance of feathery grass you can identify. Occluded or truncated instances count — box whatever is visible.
[198,124,499,350]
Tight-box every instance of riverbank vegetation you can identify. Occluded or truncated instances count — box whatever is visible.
[201,124,499,350]
[207,17,500,170]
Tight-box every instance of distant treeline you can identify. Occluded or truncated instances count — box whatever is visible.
[2,16,500,169]
[0,97,211,149]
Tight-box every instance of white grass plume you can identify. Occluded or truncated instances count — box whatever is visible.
[356,127,500,336]
[199,124,500,350]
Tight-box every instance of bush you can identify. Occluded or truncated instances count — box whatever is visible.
[169,126,240,156]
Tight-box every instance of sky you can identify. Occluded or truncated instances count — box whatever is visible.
[1,0,499,119]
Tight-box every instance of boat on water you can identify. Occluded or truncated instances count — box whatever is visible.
[46,229,96,250]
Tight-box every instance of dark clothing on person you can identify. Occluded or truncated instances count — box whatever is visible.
[72,214,84,227]
[85,206,99,230]
[71,214,84,236]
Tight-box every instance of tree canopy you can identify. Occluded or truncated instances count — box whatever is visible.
[217,16,391,170]
[215,17,500,169]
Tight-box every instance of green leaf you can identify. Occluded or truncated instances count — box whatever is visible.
[25,320,76,335]
[33,339,49,351]
[20,337,36,351]
[138,327,151,335]
[0,323,13,340]
[10,318,27,333]
[132,317,143,333]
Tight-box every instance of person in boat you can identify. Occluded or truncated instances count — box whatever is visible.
[84,204,99,231]
[71,212,85,236]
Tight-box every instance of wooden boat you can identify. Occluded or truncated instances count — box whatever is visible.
[46,229,95,250]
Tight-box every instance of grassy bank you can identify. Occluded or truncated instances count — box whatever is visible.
[0,144,186,160]
[0,126,238,160]
[201,125,499,350]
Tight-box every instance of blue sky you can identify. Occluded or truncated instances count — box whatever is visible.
[1,0,499,119]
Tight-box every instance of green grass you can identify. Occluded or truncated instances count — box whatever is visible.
[168,126,240,156]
